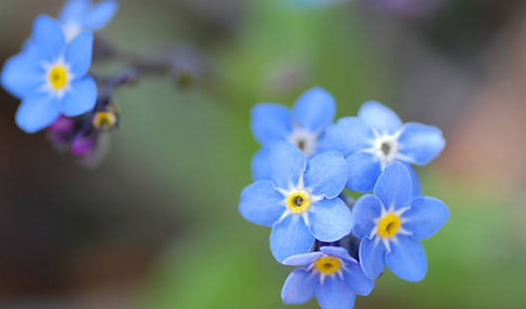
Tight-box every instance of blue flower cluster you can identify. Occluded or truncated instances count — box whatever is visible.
[1,0,117,133]
[238,87,449,309]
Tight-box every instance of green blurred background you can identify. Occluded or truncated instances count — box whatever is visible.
[1,0,525,308]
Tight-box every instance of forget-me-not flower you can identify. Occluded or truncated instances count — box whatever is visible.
[1,15,97,133]
[239,142,352,262]
[59,0,118,41]
[250,87,336,180]
[281,246,374,309]
[352,162,449,282]
[319,101,445,192]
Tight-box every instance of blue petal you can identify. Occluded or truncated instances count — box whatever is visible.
[398,123,445,165]
[32,15,65,61]
[305,152,347,198]
[345,152,381,192]
[352,194,382,239]
[358,101,402,134]
[403,197,449,240]
[315,276,356,309]
[283,252,323,266]
[251,147,271,181]
[250,103,292,145]
[269,141,306,189]
[317,117,372,155]
[61,76,97,116]
[16,94,61,133]
[65,31,93,77]
[59,0,90,23]
[1,52,43,99]
[373,162,412,211]
[308,198,352,242]
[293,87,336,132]
[83,0,118,30]
[239,181,285,227]
[270,215,314,263]
[358,237,385,279]
[320,246,356,263]
[343,263,375,296]
[406,164,422,198]
[281,268,317,305]
[385,235,427,282]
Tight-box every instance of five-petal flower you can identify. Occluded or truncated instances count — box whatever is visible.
[352,162,449,282]
[239,141,352,262]
[59,0,118,41]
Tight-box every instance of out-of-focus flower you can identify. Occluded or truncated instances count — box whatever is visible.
[238,142,352,262]
[281,246,374,309]
[59,0,118,41]
[250,87,336,180]
[1,15,97,133]
[352,162,449,281]
[319,101,445,192]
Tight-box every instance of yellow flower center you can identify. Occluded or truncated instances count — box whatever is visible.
[48,65,69,90]
[92,111,118,130]
[377,214,401,238]
[285,190,311,214]
[315,256,341,275]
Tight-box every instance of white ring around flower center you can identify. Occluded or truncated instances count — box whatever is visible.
[41,57,73,99]
[287,127,318,157]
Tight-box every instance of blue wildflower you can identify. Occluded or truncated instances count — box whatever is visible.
[281,246,374,309]
[250,87,336,180]
[1,15,97,133]
[238,141,352,262]
[319,101,445,192]
[59,0,118,41]
[352,162,449,282]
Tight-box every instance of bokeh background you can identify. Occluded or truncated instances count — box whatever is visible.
[1,0,526,308]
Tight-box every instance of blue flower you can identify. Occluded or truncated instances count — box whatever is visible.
[239,142,352,262]
[59,0,118,41]
[352,162,449,282]
[281,246,374,309]
[250,87,336,180]
[1,15,97,133]
[319,101,445,192]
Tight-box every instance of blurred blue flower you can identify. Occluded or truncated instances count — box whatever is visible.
[281,246,374,309]
[1,15,97,133]
[59,0,118,41]
[239,142,352,262]
[352,162,449,282]
[250,87,336,180]
[319,101,445,192]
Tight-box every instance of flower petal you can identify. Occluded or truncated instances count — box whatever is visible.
[385,235,427,282]
[59,0,90,23]
[345,152,381,192]
[358,101,402,134]
[269,141,306,189]
[16,94,61,133]
[358,237,385,279]
[398,123,445,165]
[1,52,43,99]
[251,147,271,181]
[406,164,422,198]
[352,194,383,239]
[283,251,323,266]
[404,197,449,240]
[250,103,292,145]
[317,117,372,155]
[373,162,412,211]
[320,246,356,263]
[84,0,118,30]
[292,87,336,132]
[315,276,356,309]
[305,152,347,198]
[239,181,285,227]
[270,215,314,263]
[308,198,352,242]
[281,268,317,305]
[343,263,375,296]
[32,15,65,61]
[66,31,93,77]
[61,76,97,117]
